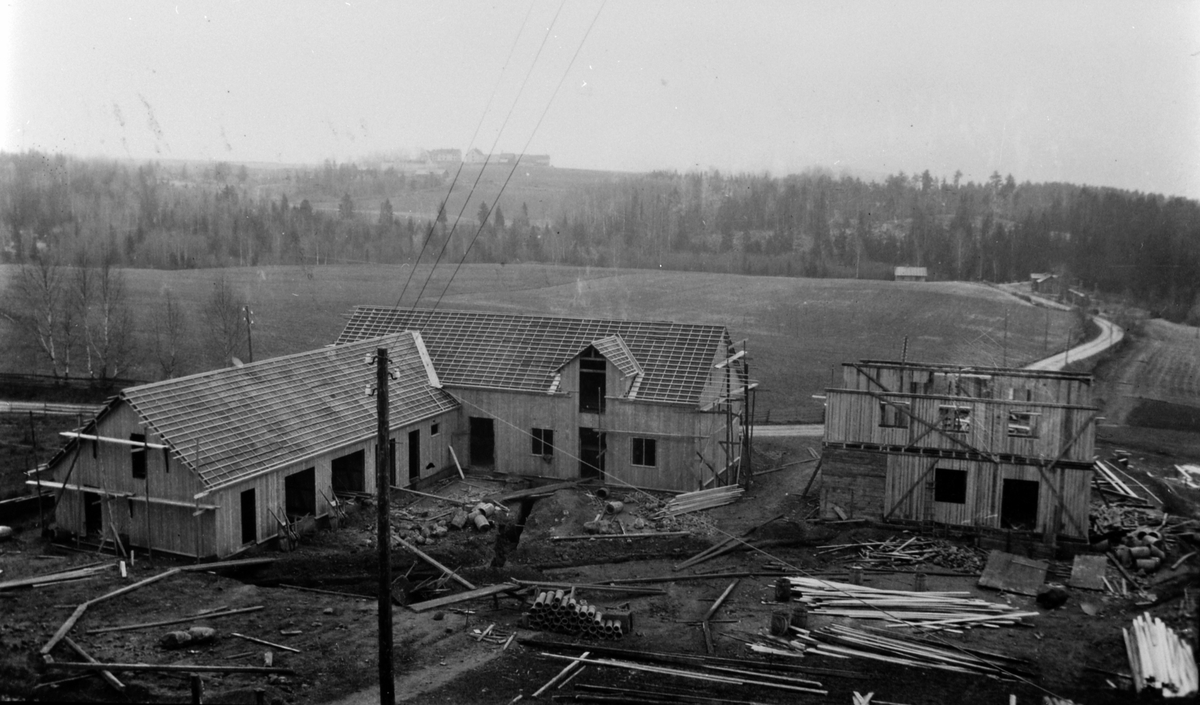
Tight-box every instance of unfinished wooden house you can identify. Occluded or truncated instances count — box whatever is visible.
[821,360,1096,539]
[336,307,752,492]
[37,333,458,558]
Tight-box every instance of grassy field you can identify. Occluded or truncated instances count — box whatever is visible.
[0,263,1082,422]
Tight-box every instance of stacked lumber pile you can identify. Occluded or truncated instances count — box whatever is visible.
[527,589,628,640]
[818,536,987,573]
[1123,613,1198,698]
[654,485,744,518]
[794,624,1029,677]
[786,577,1034,630]
[0,562,115,591]
[1094,458,1156,506]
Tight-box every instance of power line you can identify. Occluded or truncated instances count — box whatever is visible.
[408,0,566,311]
[391,0,539,310]
[431,1,606,313]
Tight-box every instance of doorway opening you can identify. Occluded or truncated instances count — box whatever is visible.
[1000,479,1040,530]
[579,428,606,479]
[469,417,495,467]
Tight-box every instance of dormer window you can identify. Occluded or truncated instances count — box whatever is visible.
[579,348,606,413]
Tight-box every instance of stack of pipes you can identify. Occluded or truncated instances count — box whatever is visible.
[1123,612,1198,698]
[527,589,627,640]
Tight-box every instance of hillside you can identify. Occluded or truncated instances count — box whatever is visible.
[0,263,1082,421]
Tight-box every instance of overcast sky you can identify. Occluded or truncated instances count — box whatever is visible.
[3,1,1198,197]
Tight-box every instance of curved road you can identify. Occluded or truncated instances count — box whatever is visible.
[754,313,1125,437]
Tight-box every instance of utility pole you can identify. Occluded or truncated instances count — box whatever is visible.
[244,307,254,363]
[374,348,394,705]
[1002,309,1009,368]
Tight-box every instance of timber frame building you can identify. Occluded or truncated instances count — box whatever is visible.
[39,333,457,559]
[39,310,750,558]
[821,360,1096,539]
[336,307,752,495]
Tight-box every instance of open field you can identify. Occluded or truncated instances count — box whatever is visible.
[1101,318,1200,428]
[0,264,1083,423]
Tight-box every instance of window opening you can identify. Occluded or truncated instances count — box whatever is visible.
[632,437,657,467]
[934,468,967,504]
[1007,411,1040,438]
[130,433,147,479]
[938,406,971,433]
[879,400,911,428]
[531,428,554,457]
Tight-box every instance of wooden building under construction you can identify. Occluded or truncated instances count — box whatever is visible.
[38,333,457,558]
[336,307,752,493]
[820,360,1096,539]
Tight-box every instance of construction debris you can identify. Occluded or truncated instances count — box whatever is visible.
[160,626,216,649]
[786,576,1035,629]
[818,536,988,573]
[654,485,744,518]
[793,623,1030,677]
[1123,612,1198,698]
[526,589,630,640]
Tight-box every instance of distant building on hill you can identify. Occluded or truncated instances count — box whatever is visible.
[464,148,486,164]
[894,266,928,282]
[1030,273,1060,295]
[427,148,461,164]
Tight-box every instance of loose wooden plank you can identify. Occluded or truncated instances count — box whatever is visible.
[395,537,476,591]
[230,632,300,654]
[977,551,1047,597]
[86,606,265,634]
[44,661,294,674]
[1067,555,1109,592]
[406,583,521,612]
[62,636,124,693]
[550,531,691,541]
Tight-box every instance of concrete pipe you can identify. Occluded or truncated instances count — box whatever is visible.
[471,512,491,531]
[604,501,624,515]
[595,486,610,500]
[1128,545,1152,559]
[1135,557,1160,572]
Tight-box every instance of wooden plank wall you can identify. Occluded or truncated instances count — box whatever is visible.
[882,453,1090,538]
[451,384,714,492]
[819,448,886,519]
[824,390,1095,462]
[841,363,1093,407]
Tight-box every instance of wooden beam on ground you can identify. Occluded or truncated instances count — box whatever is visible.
[86,606,264,634]
[551,531,691,541]
[393,486,469,505]
[44,661,294,674]
[485,479,583,504]
[277,583,369,600]
[702,580,739,655]
[62,636,124,693]
[395,537,476,591]
[230,632,300,653]
[406,583,521,612]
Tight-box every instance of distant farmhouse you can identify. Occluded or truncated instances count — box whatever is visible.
[894,266,928,282]
[426,148,462,164]
[40,309,750,558]
[820,360,1096,540]
[1029,272,1060,296]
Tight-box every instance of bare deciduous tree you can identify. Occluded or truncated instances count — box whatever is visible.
[5,254,75,378]
[152,289,187,379]
[202,275,246,366]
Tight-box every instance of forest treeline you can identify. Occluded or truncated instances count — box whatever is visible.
[3,150,1199,322]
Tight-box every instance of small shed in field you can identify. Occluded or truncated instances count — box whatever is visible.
[894,266,928,282]
[1030,273,1060,295]
[820,360,1096,539]
[336,307,752,492]
[38,333,457,559]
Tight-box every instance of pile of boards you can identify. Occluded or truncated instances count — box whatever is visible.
[654,485,743,518]
[818,536,987,573]
[793,624,1030,677]
[1123,612,1198,698]
[0,561,114,591]
[785,576,1034,631]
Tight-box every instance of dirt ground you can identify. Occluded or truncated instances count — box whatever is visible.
[3,312,1200,704]
[3,428,1196,704]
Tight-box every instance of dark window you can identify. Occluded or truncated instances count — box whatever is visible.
[531,428,554,457]
[331,450,366,494]
[879,400,910,428]
[431,423,440,436]
[632,438,657,467]
[934,468,967,504]
[579,349,607,413]
[130,433,147,479]
[1007,411,1040,438]
[938,406,971,433]
[285,468,316,518]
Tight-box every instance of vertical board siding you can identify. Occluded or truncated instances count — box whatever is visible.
[820,448,887,519]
